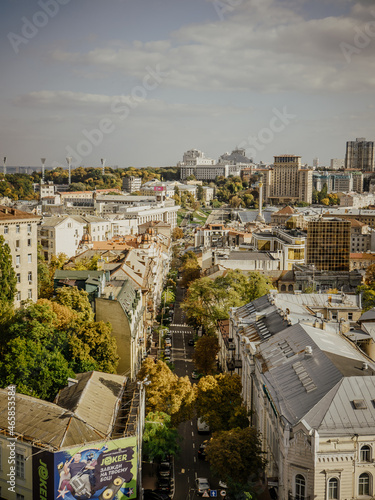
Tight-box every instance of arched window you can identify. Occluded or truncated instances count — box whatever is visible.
[295,474,306,500]
[288,284,294,292]
[360,445,371,462]
[281,284,286,292]
[359,473,370,496]
[328,478,338,499]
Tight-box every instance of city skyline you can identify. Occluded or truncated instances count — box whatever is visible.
[1,0,375,168]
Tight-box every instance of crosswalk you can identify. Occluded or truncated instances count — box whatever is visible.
[170,323,190,327]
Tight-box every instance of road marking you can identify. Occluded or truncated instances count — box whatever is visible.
[192,432,194,437]
[192,443,195,449]
[194,457,196,463]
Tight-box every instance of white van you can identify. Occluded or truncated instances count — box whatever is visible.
[197,418,210,433]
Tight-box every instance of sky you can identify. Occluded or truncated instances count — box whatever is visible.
[1,0,375,169]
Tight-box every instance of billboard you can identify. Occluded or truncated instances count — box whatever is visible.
[52,437,137,500]
[153,186,165,192]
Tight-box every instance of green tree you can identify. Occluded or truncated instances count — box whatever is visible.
[0,235,16,311]
[138,359,196,426]
[53,286,95,322]
[172,227,184,241]
[205,427,267,494]
[142,412,181,461]
[66,320,118,373]
[193,336,220,375]
[196,373,249,432]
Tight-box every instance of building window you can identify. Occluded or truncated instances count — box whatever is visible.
[16,255,20,266]
[16,291,21,301]
[16,273,20,283]
[4,226,8,234]
[28,254,32,263]
[361,445,371,462]
[15,240,20,249]
[328,478,338,499]
[28,289,32,299]
[16,225,20,233]
[27,239,31,247]
[28,272,32,282]
[295,474,306,500]
[27,223,31,233]
[15,453,25,478]
[16,494,24,500]
[359,473,370,496]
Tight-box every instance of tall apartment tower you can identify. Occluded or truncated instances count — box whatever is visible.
[268,155,313,204]
[307,218,351,272]
[345,137,374,171]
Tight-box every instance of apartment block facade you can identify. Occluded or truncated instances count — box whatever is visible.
[345,137,375,171]
[0,206,40,308]
[268,155,313,204]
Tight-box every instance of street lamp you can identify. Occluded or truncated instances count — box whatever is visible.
[137,377,150,500]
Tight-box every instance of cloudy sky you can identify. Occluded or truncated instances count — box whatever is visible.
[1,0,375,168]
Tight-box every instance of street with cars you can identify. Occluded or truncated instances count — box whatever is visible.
[154,281,227,499]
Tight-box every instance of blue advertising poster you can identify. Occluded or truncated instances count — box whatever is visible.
[54,437,137,500]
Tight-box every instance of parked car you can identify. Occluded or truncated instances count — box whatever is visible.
[164,355,171,362]
[157,461,172,478]
[144,490,170,500]
[219,480,228,489]
[197,418,210,433]
[198,440,208,459]
[195,477,210,496]
[164,348,171,356]
[157,478,171,493]
[192,371,202,380]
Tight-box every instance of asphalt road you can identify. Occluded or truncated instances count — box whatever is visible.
[169,284,225,500]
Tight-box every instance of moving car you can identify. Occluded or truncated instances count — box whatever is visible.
[195,477,210,496]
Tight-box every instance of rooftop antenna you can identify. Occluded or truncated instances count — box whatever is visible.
[101,158,106,175]
[41,158,46,183]
[3,157,6,175]
[66,156,72,185]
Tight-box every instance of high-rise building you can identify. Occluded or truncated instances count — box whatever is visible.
[268,155,313,204]
[307,218,351,272]
[345,137,374,171]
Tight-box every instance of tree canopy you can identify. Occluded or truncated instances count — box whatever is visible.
[193,336,220,375]
[142,412,181,462]
[196,373,249,432]
[138,359,196,426]
[0,236,16,325]
[181,270,273,333]
[0,291,119,400]
[205,427,267,494]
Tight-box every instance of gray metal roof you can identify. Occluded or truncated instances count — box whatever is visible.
[258,323,375,427]
[304,377,375,436]
[226,251,275,261]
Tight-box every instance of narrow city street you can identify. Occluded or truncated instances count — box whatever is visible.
[168,283,224,500]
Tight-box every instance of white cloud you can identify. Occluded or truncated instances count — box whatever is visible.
[45,0,375,94]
